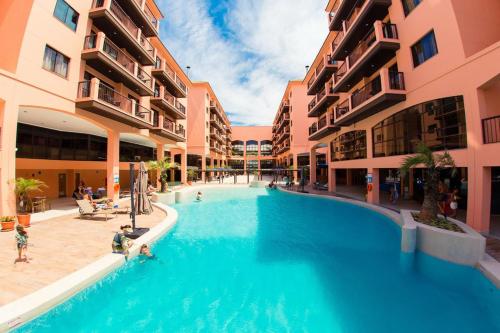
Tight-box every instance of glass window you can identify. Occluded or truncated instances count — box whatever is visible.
[412,30,438,67]
[43,46,70,77]
[401,0,422,16]
[54,0,79,31]
[246,140,258,156]
[371,96,466,157]
[246,160,258,170]
[260,140,273,156]
[330,131,367,162]
[232,140,244,156]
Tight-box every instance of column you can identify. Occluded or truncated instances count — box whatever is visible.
[201,155,207,182]
[367,167,380,204]
[180,150,187,184]
[310,149,317,184]
[329,168,337,193]
[346,169,353,186]
[156,144,164,189]
[468,166,491,233]
[0,100,17,215]
[293,155,298,181]
[106,130,120,202]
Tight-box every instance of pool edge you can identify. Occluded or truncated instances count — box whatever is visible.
[278,187,500,289]
[0,203,178,332]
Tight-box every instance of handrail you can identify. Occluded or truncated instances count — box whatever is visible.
[483,115,500,144]
[78,81,91,98]
[108,0,139,39]
[351,75,382,109]
[335,98,350,119]
[309,123,318,136]
[328,0,341,22]
[308,96,317,112]
[334,61,347,82]
[318,115,328,129]
[389,71,405,90]
[97,82,133,115]
[139,33,154,58]
[331,30,344,53]
[344,0,366,31]
[144,4,158,27]
[348,26,376,67]
[102,37,136,75]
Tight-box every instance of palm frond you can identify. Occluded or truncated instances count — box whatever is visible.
[400,155,428,177]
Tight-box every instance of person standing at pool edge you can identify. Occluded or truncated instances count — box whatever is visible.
[15,225,29,263]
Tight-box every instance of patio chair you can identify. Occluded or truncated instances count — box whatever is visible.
[76,200,116,221]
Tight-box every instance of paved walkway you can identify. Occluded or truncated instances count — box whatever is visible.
[0,208,166,306]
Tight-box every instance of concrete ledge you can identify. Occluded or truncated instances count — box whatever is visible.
[151,192,176,205]
[479,254,500,289]
[276,187,416,251]
[0,203,178,332]
[174,184,250,203]
[249,180,268,188]
[401,210,486,266]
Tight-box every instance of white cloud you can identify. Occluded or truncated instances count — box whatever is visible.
[157,0,328,125]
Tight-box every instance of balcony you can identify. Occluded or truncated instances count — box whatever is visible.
[115,0,159,37]
[483,115,500,144]
[309,112,339,140]
[151,118,186,142]
[328,0,359,31]
[210,129,224,144]
[307,54,339,95]
[331,0,392,59]
[276,126,291,145]
[90,0,155,65]
[276,113,290,132]
[308,79,339,117]
[210,115,225,131]
[332,22,400,93]
[334,68,406,126]
[76,78,154,128]
[150,86,186,119]
[82,33,153,96]
[151,59,187,98]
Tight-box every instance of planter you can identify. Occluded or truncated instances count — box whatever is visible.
[151,192,176,205]
[1,220,15,232]
[17,214,31,228]
[401,210,485,266]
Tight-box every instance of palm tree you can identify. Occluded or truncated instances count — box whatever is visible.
[14,178,47,213]
[400,142,456,221]
[147,158,177,193]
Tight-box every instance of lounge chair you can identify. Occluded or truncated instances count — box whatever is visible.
[76,200,116,221]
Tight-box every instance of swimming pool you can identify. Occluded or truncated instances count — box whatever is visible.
[16,188,500,332]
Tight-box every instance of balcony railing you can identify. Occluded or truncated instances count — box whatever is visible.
[351,76,382,109]
[334,61,347,83]
[335,98,350,119]
[331,30,344,53]
[309,122,318,136]
[92,0,154,59]
[78,81,91,98]
[348,23,397,67]
[344,0,366,31]
[144,4,158,28]
[483,115,500,144]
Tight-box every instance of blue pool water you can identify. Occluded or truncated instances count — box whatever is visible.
[17,188,500,332]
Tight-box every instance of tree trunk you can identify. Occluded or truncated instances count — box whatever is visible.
[419,168,439,221]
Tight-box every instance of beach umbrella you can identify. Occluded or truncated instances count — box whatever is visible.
[135,161,153,215]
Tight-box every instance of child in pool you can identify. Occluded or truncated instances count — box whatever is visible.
[196,191,203,201]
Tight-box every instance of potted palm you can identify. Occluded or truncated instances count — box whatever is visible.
[148,158,176,193]
[0,216,16,232]
[400,142,456,222]
[15,177,47,227]
[187,167,197,185]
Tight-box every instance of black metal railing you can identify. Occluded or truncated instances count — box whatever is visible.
[336,99,350,119]
[483,115,500,144]
[78,81,91,98]
[351,76,382,109]
[389,71,405,90]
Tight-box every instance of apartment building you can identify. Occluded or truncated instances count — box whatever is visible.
[186,82,231,180]
[272,81,326,181]
[229,126,274,171]
[305,0,500,234]
[0,0,189,215]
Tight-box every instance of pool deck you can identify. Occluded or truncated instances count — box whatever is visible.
[0,207,166,307]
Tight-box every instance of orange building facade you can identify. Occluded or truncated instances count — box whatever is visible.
[229,126,274,171]
[186,82,232,180]
[304,0,500,234]
[0,0,189,215]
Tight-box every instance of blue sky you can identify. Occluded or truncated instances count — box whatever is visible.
[156,0,328,125]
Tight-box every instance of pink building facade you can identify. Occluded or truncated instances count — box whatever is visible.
[272,81,327,181]
[229,126,274,171]
[0,0,189,215]
[186,82,232,180]
[304,0,500,234]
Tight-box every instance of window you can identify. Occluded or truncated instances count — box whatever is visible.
[372,96,467,157]
[411,30,438,67]
[260,140,273,156]
[53,0,79,31]
[330,131,367,161]
[43,46,69,77]
[401,0,422,16]
[232,140,244,156]
[246,140,258,156]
